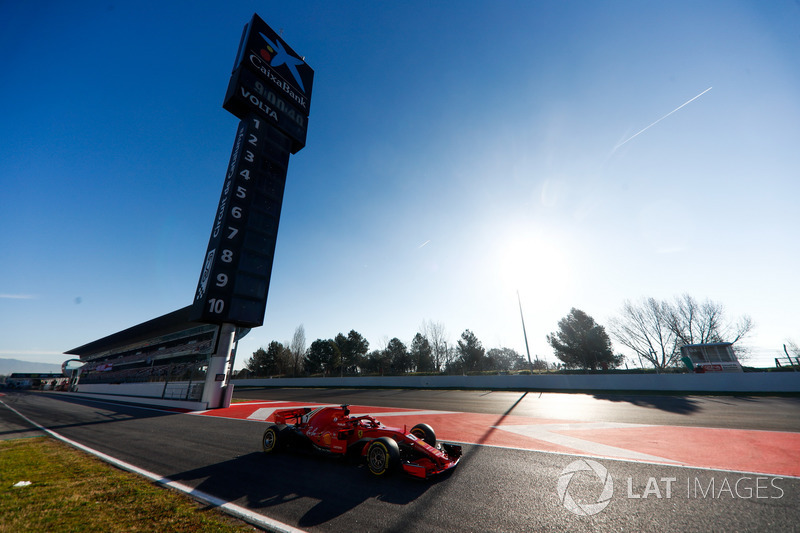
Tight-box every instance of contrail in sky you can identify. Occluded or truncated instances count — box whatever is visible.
[418,240,431,249]
[614,87,713,150]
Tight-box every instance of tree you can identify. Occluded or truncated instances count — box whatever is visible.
[787,340,800,358]
[362,349,392,375]
[267,341,291,375]
[486,347,525,372]
[610,295,755,369]
[609,298,678,370]
[547,308,618,370]
[410,333,436,372]
[245,341,288,376]
[457,330,486,372]
[334,330,369,375]
[667,294,754,357]
[420,320,449,372]
[530,358,551,371]
[305,339,340,375]
[385,338,413,374]
[783,341,800,368]
[289,325,307,376]
[244,347,271,376]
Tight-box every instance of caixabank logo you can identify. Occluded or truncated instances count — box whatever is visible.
[239,14,314,115]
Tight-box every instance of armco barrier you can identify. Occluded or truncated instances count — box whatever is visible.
[65,381,209,410]
[232,372,800,394]
[43,389,208,411]
[77,382,169,397]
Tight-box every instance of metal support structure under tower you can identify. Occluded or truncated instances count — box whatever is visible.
[202,323,237,409]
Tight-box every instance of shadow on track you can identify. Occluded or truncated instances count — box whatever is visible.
[591,393,701,414]
[167,450,443,528]
[0,391,181,437]
[376,392,529,531]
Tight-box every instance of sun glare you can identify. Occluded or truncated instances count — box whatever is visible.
[494,232,573,307]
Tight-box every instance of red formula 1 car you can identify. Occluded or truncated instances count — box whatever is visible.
[261,404,462,478]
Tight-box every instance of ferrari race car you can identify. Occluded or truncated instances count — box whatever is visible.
[261,404,462,478]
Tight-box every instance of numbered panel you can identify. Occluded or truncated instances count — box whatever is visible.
[190,114,291,327]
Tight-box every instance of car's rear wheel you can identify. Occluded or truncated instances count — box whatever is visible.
[410,423,436,447]
[262,424,286,453]
[367,437,400,476]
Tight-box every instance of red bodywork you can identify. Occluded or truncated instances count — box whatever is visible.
[272,405,461,478]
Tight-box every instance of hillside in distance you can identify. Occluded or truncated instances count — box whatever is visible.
[0,358,63,376]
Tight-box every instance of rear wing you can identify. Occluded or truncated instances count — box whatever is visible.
[274,407,314,425]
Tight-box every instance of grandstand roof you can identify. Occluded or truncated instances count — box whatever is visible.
[65,306,212,357]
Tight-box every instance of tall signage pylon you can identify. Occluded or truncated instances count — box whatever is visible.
[193,14,314,407]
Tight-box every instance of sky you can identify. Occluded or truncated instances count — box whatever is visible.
[2,0,799,371]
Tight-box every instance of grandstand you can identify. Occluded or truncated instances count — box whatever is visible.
[65,306,247,408]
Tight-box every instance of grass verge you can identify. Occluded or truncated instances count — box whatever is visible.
[0,437,256,532]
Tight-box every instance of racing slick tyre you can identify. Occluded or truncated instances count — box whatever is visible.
[410,423,436,447]
[262,424,287,454]
[366,437,400,476]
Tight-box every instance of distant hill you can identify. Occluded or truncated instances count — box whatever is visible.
[0,358,63,376]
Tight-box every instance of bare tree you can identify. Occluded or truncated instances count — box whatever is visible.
[289,324,306,376]
[668,294,754,356]
[420,320,449,372]
[609,298,679,370]
[783,340,800,365]
[611,295,755,369]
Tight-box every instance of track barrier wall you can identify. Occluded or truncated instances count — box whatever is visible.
[42,372,799,412]
[232,372,800,394]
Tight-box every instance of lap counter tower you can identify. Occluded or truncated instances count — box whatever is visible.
[191,14,314,408]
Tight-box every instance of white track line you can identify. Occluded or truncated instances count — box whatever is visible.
[361,409,457,417]
[492,421,677,463]
[245,404,331,421]
[0,400,306,533]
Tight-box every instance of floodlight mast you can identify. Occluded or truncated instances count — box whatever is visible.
[517,290,535,370]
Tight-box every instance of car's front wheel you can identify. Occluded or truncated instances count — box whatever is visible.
[410,423,436,447]
[366,437,400,476]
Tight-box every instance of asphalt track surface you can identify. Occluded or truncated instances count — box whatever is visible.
[2,389,799,532]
